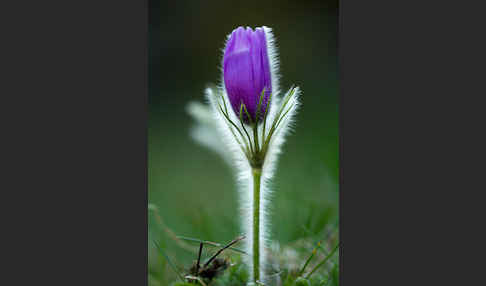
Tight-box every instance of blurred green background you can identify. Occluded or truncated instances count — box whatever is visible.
[149,0,339,283]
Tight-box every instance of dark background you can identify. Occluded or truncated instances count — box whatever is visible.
[148,0,339,282]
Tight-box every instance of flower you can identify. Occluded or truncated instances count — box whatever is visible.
[223,26,272,123]
[190,26,301,282]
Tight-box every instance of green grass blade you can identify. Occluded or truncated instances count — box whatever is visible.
[298,240,321,276]
[153,241,184,282]
[305,243,339,279]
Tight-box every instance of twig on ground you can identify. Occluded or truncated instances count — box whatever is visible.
[185,275,208,286]
[203,236,245,268]
[177,235,247,254]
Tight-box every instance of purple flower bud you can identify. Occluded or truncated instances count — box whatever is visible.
[223,26,272,123]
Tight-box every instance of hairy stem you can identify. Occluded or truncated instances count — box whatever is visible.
[252,167,262,282]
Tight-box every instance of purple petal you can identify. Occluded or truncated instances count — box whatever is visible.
[223,26,272,123]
